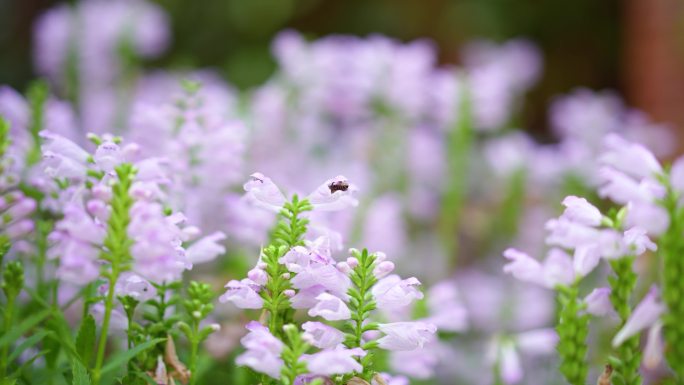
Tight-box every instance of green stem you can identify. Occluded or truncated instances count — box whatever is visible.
[345,249,379,379]
[608,257,642,385]
[188,322,199,385]
[661,180,684,382]
[0,295,15,377]
[92,270,119,385]
[556,283,589,385]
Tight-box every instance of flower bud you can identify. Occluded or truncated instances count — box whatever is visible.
[373,261,395,278]
[337,262,351,274]
[247,268,268,286]
[284,289,295,298]
[374,252,387,263]
[346,257,359,269]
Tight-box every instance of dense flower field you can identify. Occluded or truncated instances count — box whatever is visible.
[0,1,683,385]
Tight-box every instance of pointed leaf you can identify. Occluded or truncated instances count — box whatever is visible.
[75,315,96,366]
[0,308,52,349]
[71,359,91,385]
[100,338,165,376]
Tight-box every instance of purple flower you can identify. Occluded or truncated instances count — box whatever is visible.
[560,196,603,226]
[643,321,664,370]
[572,245,601,278]
[389,346,439,379]
[377,322,437,351]
[114,272,157,302]
[185,232,226,264]
[622,227,656,255]
[612,286,665,347]
[301,347,365,376]
[502,248,544,286]
[40,131,90,180]
[372,275,423,312]
[306,175,359,211]
[301,321,345,349]
[515,328,558,355]
[308,293,351,321]
[128,201,190,283]
[244,173,358,213]
[219,279,264,309]
[424,281,468,332]
[600,134,662,179]
[236,321,284,378]
[583,287,613,317]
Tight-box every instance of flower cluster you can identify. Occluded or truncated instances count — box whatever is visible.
[220,174,436,384]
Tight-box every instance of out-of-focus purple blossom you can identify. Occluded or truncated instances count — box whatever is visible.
[643,321,664,370]
[361,194,407,258]
[389,344,440,379]
[34,0,169,87]
[424,280,468,333]
[560,196,603,227]
[185,232,226,264]
[236,321,284,379]
[583,287,613,317]
[515,328,558,355]
[462,39,542,131]
[483,132,534,177]
[600,134,663,180]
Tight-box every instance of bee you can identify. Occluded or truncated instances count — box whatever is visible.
[328,180,349,193]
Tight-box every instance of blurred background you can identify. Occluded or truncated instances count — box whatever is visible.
[2,0,683,139]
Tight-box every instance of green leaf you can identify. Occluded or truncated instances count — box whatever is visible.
[100,338,165,376]
[71,359,91,385]
[0,308,51,349]
[75,314,96,366]
[8,329,51,362]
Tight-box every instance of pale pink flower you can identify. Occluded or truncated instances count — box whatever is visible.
[308,293,351,321]
[219,279,264,309]
[560,196,603,226]
[236,321,284,378]
[377,322,437,351]
[301,347,364,376]
[301,322,345,349]
[613,286,665,347]
[372,275,423,311]
[584,287,613,317]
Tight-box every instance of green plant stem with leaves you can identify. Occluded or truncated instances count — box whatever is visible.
[344,248,380,380]
[556,283,589,385]
[608,256,642,385]
[179,281,217,385]
[261,195,312,336]
[92,164,136,385]
[1,261,24,379]
[280,324,309,385]
[659,175,684,382]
